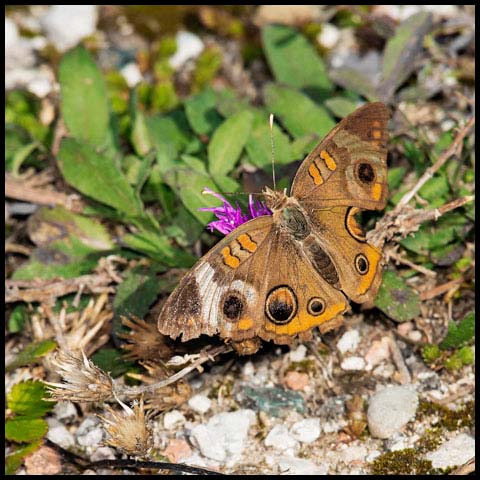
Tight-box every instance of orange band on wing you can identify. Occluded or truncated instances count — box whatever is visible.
[371,182,382,201]
[238,317,253,330]
[237,233,257,252]
[320,150,337,171]
[221,246,240,269]
[357,249,381,295]
[308,162,324,185]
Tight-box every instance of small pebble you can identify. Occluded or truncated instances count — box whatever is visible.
[341,356,366,371]
[163,410,186,430]
[340,444,368,463]
[169,31,204,69]
[317,23,340,49]
[278,456,328,475]
[337,330,360,354]
[283,371,309,391]
[120,62,143,88]
[89,447,116,462]
[365,337,391,369]
[242,361,255,378]
[188,393,212,414]
[397,322,413,336]
[407,330,423,342]
[46,418,75,449]
[189,409,255,464]
[75,416,104,447]
[162,438,193,463]
[289,418,321,444]
[24,445,61,475]
[264,424,299,452]
[53,401,77,423]
[426,434,475,469]
[367,386,419,439]
[289,344,307,362]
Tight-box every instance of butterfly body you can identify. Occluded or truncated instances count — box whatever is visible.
[158,103,390,355]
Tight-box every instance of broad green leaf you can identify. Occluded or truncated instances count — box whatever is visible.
[184,88,223,135]
[324,96,359,118]
[131,108,152,156]
[91,348,135,377]
[329,68,379,102]
[418,174,450,206]
[387,166,407,191]
[215,88,251,117]
[208,110,253,178]
[264,84,335,139]
[5,417,48,443]
[291,134,318,159]
[374,270,421,322]
[59,46,110,145]
[5,441,42,474]
[245,120,293,169]
[439,312,475,350]
[57,137,143,216]
[11,141,42,177]
[262,25,333,99]
[7,380,53,417]
[8,304,28,333]
[379,12,432,101]
[6,340,57,372]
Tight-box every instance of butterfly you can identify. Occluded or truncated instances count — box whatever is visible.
[158,102,389,354]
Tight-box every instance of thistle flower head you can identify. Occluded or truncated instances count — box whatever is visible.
[199,187,271,235]
[45,349,113,403]
[99,397,152,458]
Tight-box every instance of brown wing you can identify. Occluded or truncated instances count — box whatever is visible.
[307,206,384,304]
[158,215,348,345]
[291,102,389,211]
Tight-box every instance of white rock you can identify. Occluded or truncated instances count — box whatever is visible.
[75,416,104,447]
[367,386,419,439]
[40,5,98,52]
[169,31,204,70]
[242,360,255,378]
[289,344,307,362]
[188,393,212,414]
[278,456,328,475]
[426,434,475,469]
[53,401,77,423]
[340,444,368,463]
[366,450,381,462]
[189,409,255,464]
[341,356,366,371]
[27,76,53,98]
[5,17,19,50]
[163,410,186,430]
[337,330,360,354]
[120,62,143,88]
[264,424,299,452]
[5,18,35,71]
[365,337,391,369]
[90,447,116,462]
[317,23,340,49]
[46,418,75,449]
[290,418,321,444]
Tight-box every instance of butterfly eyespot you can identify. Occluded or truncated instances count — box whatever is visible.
[355,254,369,275]
[356,162,375,184]
[222,293,245,321]
[265,286,297,325]
[307,297,325,316]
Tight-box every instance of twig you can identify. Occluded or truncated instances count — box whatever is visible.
[119,345,232,397]
[419,277,464,301]
[397,115,475,207]
[5,173,84,212]
[5,273,115,304]
[450,457,475,475]
[385,245,436,277]
[387,332,412,384]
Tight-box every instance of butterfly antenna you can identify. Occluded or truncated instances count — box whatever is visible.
[269,113,276,190]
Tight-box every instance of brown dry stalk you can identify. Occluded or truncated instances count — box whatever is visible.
[5,173,84,212]
[119,345,232,398]
[450,457,475,475]
[387,332,412,384]
[5,273,115,304]
[419,277,464,301]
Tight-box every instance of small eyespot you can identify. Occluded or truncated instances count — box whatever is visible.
[265,286,297,325]
[222,293,244,321]
[355,254,369,275]
[307,297,325,316]
[356,162,375,184]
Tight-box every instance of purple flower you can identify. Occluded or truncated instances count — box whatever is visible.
[199,187,272,235]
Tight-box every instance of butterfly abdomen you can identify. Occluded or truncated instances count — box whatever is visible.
[303,236,340,288]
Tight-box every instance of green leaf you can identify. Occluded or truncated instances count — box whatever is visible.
[388,166,407,191]
[324,96,359,118]
[208,110,253,178]
[264,84,335,139]
[439,312,475,350]
[5,441,42,474]
[379,12,433,101]
[184,88,223,135]
[262,25,333,100]
[57,137,144,216]
[245,119,293,169]
[91,348,135,378]
[6,340,57,372]
[131,107,153,156]
[59,46,110,145]
[11,141,42,177]
[418,174,449,205]
[374,270,421,322]
[7,380,53,417]
[329,68,379,102]
[5,417,48,443]
[8,304,28,333]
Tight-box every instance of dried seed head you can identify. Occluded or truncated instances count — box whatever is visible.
[99,397,153,458]
[119,315,173,361]
[45,349,113,402]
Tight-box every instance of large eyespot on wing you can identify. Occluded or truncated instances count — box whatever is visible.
[291,102,389,211]
[157,215,273,342]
